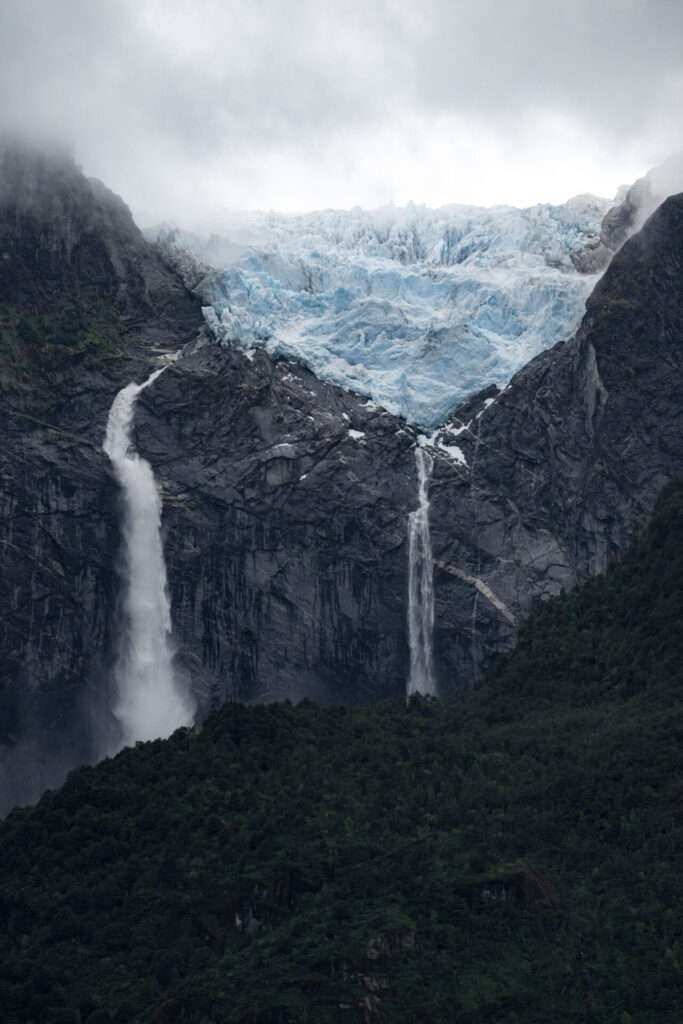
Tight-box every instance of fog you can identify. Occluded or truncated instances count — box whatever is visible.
[0,2,681,232]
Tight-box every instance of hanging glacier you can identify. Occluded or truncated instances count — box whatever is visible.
[156,193,613,428]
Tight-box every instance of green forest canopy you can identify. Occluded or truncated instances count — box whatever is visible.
[0,480,682,1023]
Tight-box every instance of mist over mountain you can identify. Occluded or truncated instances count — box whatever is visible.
[152,153,683,431]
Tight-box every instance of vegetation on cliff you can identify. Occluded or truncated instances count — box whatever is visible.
[0,481,681,1023]
[0,299,122,383]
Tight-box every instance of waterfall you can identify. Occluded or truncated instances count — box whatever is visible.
[103,364,195,746]
[407,445,436,697]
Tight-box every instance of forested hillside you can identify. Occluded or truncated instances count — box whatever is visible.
[1,480,681,1023]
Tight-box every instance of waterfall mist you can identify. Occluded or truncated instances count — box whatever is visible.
[103,365,195,746]
[407,445,436,698]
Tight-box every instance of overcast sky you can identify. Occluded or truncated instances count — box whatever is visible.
[0,0,681,225]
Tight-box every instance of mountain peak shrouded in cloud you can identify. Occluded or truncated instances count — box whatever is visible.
[634,152,683,226]
[0,0,681,224]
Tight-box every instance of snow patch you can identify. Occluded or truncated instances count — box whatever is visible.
[268,443,297,459]
[425,422,470,467]
[439,443,467,466]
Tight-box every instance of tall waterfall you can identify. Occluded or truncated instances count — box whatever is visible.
[103,365,195,746]
[407,445,436,697]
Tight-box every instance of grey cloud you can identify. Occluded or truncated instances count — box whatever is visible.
[0,0,681,220]
[407,0,683,137]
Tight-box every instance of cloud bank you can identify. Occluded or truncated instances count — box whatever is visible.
[1,0,681,223]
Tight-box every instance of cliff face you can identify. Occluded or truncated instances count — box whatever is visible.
[146,193,683,706]
[428,193,683,685]
[571,154,683,273]
[0,145,682,812]
[0,142,201,345]
[135,340,419,709]
[0,142,204,808]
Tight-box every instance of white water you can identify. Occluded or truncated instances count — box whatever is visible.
[407,446,436,697]
[103,365,195,745]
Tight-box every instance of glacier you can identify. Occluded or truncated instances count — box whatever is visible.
[158,195,612,428]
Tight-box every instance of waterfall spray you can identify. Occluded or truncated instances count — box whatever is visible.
[103,364,195,746]
[407,445,436,697]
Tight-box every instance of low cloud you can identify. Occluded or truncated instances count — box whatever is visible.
[0,0,681,222]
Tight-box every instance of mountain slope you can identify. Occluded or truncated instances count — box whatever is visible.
[1,145,682,815]
[427,190,683,686]
[0,479,680,1023]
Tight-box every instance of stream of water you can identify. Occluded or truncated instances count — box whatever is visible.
[407,445,436,697]
[103,364,195,745]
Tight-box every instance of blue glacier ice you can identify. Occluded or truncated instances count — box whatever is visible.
[160,195,612,428]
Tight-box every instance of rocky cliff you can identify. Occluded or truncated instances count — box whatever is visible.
[145,190,683,707]
[0,141,204,808]
[572,153,683,272]
[1,144,681,812]
[428,191,683,687]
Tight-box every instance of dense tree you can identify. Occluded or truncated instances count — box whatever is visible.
[0,481,682,1022]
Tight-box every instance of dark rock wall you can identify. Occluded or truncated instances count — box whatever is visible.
[429,194,683,686]
[0,418,119,795]
[0,141,202,348]
[0,143,205,809]
[138,341,418,708]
